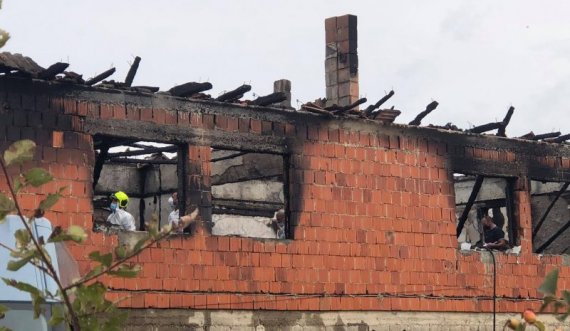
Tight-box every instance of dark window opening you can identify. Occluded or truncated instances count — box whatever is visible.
[209,148,289,239]
[454,173,518,252]
[91,135,185,233]
[530,180,570,255]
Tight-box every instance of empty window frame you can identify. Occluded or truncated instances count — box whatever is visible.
[92,135,185,233]
[454,174,518,251]
[209,148,289,239]
[530,180,570,255]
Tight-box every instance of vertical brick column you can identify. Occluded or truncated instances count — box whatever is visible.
[325,14,358,108]
[186,145,212,231]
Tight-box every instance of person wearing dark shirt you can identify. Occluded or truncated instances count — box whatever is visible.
[482,215,508,250]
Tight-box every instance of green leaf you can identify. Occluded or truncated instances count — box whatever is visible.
[3,140,35,166]
[562,290,570,306]
[1,278,45,318]
[14,228,31,248]
[107,264,141,278]
[47,305,65,327]
[0,193,15,223]
[515,323,526,331]
[81,264,103,282]
[48,225,87,244]
[88,251,113,268]
[540,295,556,312]
[6,255,33,271]
[0,303,8,319]
[114,245,127,259]
[533,320,545,331]
[38,188,65,211]
[0,29,10,50]
[67,225,87,243]
[12,176,23,193]
[538,269,559,296]
[132,235,149,253]
[23,168,53,187]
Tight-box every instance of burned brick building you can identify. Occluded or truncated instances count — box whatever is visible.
[1,14,570,330]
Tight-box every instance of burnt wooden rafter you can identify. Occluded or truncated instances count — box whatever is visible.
[249,92,287,107]
[467,106,515,136]
[364,90,394,117]
[216,84,251,102]
[545,133,570,143]
[169,82,213,97]
[86,67,116,86]
[124,56,141,87]
[38,62,69,80]
[325,98,367,114]
[409,101,439,126]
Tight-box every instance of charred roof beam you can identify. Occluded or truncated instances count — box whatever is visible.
[409,101,439,126]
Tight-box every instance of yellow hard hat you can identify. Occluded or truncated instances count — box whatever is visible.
[110,191,129,209]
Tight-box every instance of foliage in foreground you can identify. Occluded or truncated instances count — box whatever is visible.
[504,269,569,331]
[0,140,197,330]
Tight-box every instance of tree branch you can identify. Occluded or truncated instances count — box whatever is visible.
[0,157,81,329]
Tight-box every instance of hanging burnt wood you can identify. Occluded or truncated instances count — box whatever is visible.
[325,97,367,114]
[169,82,213,97]
[216,84,252,102]
[249,92,287,106]
[85,68,116,86]
[92,146,109,189]
[124,56,141,87]
[532,182,569,237]
[496,106,515,137]
[409,101,439,126]
[108,145,178,158]
[38,62,69,80]
[364,90,395,117]
[456,175,484,237]
[535,219,570,253]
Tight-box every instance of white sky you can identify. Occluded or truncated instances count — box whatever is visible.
[2,1,570,136]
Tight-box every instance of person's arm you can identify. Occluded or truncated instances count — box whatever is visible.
[484,238,507,249]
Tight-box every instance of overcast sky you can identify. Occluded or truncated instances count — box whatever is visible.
[2,1,570,136]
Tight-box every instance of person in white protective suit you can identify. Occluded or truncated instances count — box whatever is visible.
[106,191,136,232]
[168,192,182,233]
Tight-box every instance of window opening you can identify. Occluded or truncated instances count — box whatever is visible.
[454,174,518,252]
[530,180,570,254]
[91,135,184,233]
[209,148,288,239]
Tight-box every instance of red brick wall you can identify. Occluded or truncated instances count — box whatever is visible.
[1,79,569,314]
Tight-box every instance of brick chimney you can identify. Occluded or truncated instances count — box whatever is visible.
[325,15,358,108]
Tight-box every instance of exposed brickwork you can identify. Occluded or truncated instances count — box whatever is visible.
[1,77,570,316]
[325,15,359,108]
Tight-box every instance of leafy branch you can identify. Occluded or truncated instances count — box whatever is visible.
[0,140,198,330]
